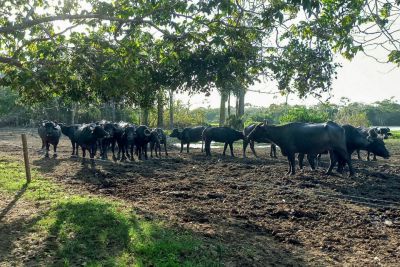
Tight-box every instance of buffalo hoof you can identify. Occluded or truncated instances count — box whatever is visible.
[53,154,58,158]
[45,154,49,158]
[325,171,333,175]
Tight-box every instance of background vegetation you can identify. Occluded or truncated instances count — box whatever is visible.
[1,85,399,128]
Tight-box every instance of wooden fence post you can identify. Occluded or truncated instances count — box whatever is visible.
[21,134,31,183]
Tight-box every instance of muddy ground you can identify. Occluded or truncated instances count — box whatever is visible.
[1,127,400,266]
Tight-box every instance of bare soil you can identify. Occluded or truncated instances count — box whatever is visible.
[1,127,400,266]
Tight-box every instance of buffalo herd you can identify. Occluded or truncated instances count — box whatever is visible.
[38,120,392,176]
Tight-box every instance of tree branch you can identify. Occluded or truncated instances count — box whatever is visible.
[0,56,24,68]
[0,13,144,34]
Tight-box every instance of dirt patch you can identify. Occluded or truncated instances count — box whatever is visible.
[1,128,400,265]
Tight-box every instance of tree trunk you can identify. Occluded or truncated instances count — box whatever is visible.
[227,91,231,118]
[169,89,174,129]
[219,91,227,126]
[71,102,76,124]
[157,92,164,128]
[238,88,245,117]
[235,96,239,117]
[111,100,116,122]
[141,108,149,125]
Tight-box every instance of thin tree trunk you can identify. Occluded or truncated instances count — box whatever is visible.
[227,91,231,118]
[111,100,116,122]
[238,88,245,117]
[142,108,149,125]
[236,96,239,117]
[157,91,164,128]
[169,89,174,129]
[219,91,227,126]
[71,102,76,124]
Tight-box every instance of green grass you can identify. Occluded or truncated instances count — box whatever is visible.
[390,130,400,139]
[0,159,222,266]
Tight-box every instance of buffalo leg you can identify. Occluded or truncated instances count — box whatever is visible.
[117,144,121,160]
[164,142,168,156]
[150,143,154,158]
[101,139,108,160]
[373,154,377,161]
[71,140,75,156]
[120,141,127,161]
[287,153,296,175]
[250,141,258,158]
[242,139,248,158]
[205,140,211,156]
[367,152,371,161]
[334,149,354,176]
[357,149,362,160]
[180,142,184,153]
[326,151,337,175]
[130,145,134,161]
[111,140,117,161]
[298,153,304,169]
[229,142,234,157]
[186,143,190,153]
[45,142,50,158]
[316,154,321,167]
[223,143,228,156]
[53,143,58,158]
[271,144,277,158]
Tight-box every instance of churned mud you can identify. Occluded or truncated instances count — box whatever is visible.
[1,127,400,266]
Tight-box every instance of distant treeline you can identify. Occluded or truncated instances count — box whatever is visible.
[1,86,399,128]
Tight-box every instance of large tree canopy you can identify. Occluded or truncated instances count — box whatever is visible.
[1,0,399,106]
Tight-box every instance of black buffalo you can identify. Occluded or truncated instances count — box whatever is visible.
[299,124,390,170]
[203,127,244,157]
[357,127,390,161]
[170,126,205,153]
[60,123,80,157]
[247,122,354,176]
[243,123,277,158]
[134,125,152,160]
[377,127,392,139]
[38,121,61,158]
[118,123,136,161]
[98,121,122,160]
[74,124,109,160]
[150,128,168,158]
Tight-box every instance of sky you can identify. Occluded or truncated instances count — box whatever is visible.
[175,53,400,109]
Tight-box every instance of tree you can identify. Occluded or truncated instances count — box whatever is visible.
[2,0,400,115]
